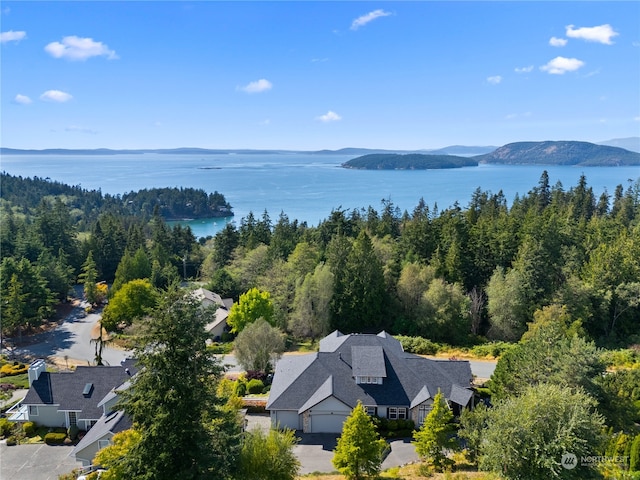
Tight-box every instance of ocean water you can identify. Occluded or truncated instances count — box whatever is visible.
[2,153,638,238]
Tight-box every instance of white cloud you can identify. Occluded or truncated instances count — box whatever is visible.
[505,112,532,120]
[487,75,502,85]
[549,36,567,47]
[65,125,98,134]
[632,41,640,48]
[237,78,272,94]
[1,30,26,43]
[540,56,585,75]
[13,94,32,105]
[45,36,118,61]
[40,90,73,102]
[316,111,342,122]
[566,24,618,45]
[515,65,534,74]
[351,9,391,30]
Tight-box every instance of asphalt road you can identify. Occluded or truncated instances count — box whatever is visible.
[2,290,132,367]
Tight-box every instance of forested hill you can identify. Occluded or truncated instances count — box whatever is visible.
[342,153,477,170]
[478,141,640,166]
[0,173,232,226]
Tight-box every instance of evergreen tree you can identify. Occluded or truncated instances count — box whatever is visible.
[331,231,386,333]
[332,402,386,480]
[117,287,241,479]
[412,390,457,471]
[79,251,99,305]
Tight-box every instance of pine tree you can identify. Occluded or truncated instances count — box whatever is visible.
[332,402,386,479]
[117,286,241,479]
[79,251,99,305]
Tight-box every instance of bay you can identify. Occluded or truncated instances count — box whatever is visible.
[2,153,638,238]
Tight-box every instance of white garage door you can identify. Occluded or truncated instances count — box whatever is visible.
[311,413,348,433]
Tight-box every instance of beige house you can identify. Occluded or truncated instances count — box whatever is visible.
[192,287,233,339]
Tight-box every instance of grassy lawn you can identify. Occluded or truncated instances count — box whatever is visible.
[0,373,30,388]
[299,465,499,480]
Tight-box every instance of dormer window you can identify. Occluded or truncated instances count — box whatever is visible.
[356,376,382,385]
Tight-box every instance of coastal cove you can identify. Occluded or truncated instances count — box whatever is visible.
[2,153,638,238]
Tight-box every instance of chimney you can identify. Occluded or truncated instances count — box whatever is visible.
[28,359,46,386]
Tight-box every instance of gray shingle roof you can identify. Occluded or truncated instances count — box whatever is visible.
[268,331,473,413]
[352,346,387,378]
[70,410,132,458]
[23,365,135,421]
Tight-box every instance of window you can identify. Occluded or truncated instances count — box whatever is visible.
[365,406,377,416]
[357,376,381,384]
[98,439,111,450]
[388,407,407,420]
[418,404,432,424]
[68,411,77,427]
[28,405,38,416]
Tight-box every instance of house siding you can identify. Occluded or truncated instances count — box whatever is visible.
[28,405,66,428]
[74,432,112,466]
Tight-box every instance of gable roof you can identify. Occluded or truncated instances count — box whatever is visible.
[23,365,135,421]
[192,287,233,333]
[267,331,473,412]
[70,410,132,458]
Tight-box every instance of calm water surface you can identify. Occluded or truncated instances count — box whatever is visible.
[2,153,638,238]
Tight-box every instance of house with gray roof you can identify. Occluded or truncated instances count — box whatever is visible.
[192,287,233,339]
[8,359,136,466]
[266,331,473,433]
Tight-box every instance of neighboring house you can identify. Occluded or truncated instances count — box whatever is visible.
[266,331,474,433]
[8,359,136,466]
[192,287,233,339]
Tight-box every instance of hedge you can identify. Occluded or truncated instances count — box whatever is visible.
[44,432,67,445]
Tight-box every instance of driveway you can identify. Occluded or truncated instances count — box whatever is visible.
[0,443,81,480]
[245,414,419,474]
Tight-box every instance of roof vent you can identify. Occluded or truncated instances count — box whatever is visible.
[82,383,94,397]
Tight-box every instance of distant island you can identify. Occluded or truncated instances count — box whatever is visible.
[2,139,639,166]
[343,153,477,170]
[477,141,640,167]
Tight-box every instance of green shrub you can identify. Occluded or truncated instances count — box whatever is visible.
[247,379,264,395]
[6,435,17,446]
[0,417,13,437]
[395,335,440,355]
[22,421,36,436]
[44,432,67,445]
[470,341,515,358]
[235,381,247,397]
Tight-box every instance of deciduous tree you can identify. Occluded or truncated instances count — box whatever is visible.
[480,384,605,480]
[227,287,274,333]
[233,318,285,373]
[237,427,300,480]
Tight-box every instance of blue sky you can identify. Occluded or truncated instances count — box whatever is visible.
[1,1,639,150]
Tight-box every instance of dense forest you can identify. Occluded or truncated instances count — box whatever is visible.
[1,170,638,349]
[342,153,477,169]
[0,173,232,227]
